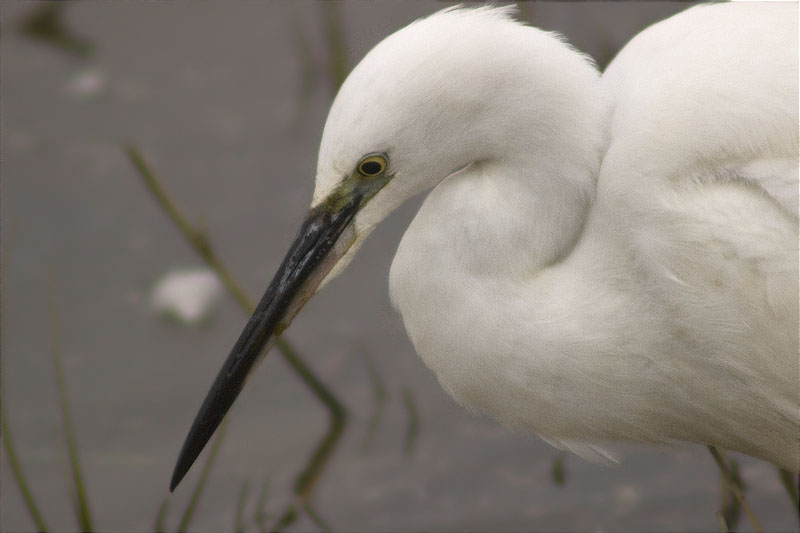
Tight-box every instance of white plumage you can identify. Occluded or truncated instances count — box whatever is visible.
[172,3,799,490]
[316,3,798,470]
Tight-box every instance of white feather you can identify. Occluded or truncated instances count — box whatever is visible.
[312,4,799,470]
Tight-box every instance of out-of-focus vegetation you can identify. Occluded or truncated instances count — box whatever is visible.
[19,2,94,58]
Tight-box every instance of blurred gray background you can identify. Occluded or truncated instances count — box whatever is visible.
[1,2,794,532]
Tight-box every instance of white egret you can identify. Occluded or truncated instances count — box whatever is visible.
[171,3,799,493]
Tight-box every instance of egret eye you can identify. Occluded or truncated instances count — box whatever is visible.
[357,154,388,177]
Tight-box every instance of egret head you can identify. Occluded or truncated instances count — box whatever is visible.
[311,4,601,279]
[171,6,602,490]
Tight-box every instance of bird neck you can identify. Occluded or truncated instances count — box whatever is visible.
[431,158,595,275]
[388,152,612,436]
[420,53,611,274]
[387,74,616,439]
[416,81,612,274]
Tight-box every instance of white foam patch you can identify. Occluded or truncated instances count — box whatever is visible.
[150,268,223,325]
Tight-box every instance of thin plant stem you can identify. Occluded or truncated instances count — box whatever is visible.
[707,446,762,533]
[234,479,250,532]
[777,468,799,519]
[270,504,297,533]
[716,511,729,533]
[719,455,741,529]
[49,281,93,532]
[361,350,387,451]
[402,388,418,456]
[270,347,347,530]
[254,476,271,532]
[290,12,318,124]
[153,497,169,533]
[125,144,348,527]
[0,225,49,531]
[124,145,252,312]
[551,454,566,486]
[177,417,230,532]
[0,390,49,532]
[294,403,346,501]
[303,502,331,532]
[515,1,532,25]
[320,1,348,93]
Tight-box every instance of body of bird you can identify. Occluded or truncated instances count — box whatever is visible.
[385,3,799,471]
[172,2,799,491]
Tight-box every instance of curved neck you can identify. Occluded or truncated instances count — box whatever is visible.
[388,150,614,439]
[387,63,615,440]
[417,157,595,277]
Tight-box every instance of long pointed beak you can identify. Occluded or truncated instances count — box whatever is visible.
[169,192,362,491]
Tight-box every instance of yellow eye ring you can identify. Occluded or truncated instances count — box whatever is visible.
[357,154,388,177]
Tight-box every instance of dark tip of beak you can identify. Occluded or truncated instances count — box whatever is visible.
[170,195,361,492]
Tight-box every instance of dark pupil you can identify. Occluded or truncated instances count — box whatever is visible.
[360,161,382,175]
